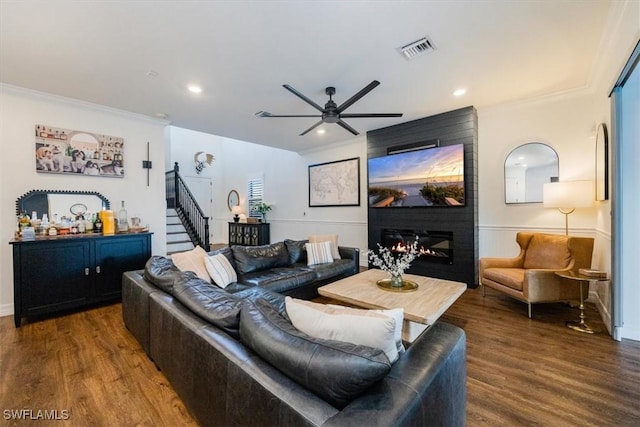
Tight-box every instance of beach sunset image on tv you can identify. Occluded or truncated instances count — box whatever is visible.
[368,144,465,207]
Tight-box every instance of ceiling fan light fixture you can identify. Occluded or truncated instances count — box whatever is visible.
[258,81,402,136]
[398,36,436,60]
[453,88,467,97]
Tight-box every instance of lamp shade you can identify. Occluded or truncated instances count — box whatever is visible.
[231,205,243,215]
[543,180,594,209]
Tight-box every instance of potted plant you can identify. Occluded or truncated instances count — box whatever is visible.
[253,202,272,223]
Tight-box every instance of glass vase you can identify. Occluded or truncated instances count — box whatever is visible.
[391,272,403,288]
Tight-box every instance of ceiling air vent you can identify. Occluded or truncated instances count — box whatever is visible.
[398,36,436,60]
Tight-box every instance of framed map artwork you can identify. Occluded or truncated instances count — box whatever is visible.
[308,157,360,207]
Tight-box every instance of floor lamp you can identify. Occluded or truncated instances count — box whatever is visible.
[543,180,594,235]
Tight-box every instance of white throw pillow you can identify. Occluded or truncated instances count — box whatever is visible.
[204,254,237,288]
[170,246,211,283]
[305,241,334,266]
[329,304,405,355]
[285,297,399,363]
[308,234,341,260]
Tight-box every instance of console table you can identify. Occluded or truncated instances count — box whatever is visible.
[228,222,270,246]
[10,232,152,327]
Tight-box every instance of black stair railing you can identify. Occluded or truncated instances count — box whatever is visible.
[165,162,210,249]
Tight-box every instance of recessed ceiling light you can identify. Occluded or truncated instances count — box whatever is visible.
[317,129,326,134]
[188,85,202,94]
[453,88,467,97]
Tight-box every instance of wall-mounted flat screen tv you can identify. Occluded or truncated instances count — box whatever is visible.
[368,143,465,207]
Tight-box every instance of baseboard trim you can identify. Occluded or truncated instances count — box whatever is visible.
[0,303,14,318]
[591,291,612,336]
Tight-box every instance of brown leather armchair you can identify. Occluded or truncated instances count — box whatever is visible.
[479,232,594,318]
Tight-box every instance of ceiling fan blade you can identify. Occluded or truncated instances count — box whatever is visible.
[336,80,380,113]
[299,120,324,136]
[262,114,322,118]
[336,120,359,136]
[283,85,325,112]
[340,113,403,118]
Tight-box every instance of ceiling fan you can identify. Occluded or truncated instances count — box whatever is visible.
[255,80,403,136]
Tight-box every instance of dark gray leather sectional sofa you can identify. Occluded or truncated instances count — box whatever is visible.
[122,240,467,426]
[223,239,360,299]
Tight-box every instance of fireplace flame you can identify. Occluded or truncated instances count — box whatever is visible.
[392,241,409,252]
[392,241,443,257]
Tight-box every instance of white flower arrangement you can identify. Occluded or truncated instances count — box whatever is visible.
[367,236,420,278]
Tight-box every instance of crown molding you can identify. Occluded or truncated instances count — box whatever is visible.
[589,0,640,95]
[0,83,171,126]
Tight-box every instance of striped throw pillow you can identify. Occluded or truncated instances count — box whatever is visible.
[204,254,237,288]
[305,241,334,266]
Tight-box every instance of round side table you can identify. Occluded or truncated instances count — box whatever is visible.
[554,270,607,334]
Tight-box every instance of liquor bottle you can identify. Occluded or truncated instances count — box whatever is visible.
[77,214,86,233]
[94,214,103,233]
[117,201,129,232]
[84,214,93,233]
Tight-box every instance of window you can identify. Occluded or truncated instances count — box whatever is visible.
[247,177,264,218]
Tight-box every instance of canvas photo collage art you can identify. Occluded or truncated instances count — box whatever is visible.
[35,124,124,178]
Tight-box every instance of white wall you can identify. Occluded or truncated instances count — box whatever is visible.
[0,85,167,317]
[478,91,600,252]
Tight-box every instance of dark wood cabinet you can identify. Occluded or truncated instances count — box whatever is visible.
[10,232,152,327]
[228,222,270,246]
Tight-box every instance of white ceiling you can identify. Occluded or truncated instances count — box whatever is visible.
[0,1,611,152]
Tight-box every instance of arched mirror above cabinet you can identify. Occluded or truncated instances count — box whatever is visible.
[504,143,559,204]
[16,189,110,219]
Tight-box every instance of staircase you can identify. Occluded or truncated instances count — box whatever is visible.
[165,162,210,255]
[166,208,195,255]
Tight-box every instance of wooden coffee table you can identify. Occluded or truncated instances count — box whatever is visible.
[318,269,466,342]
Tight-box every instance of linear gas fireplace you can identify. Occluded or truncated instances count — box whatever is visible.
[381,229,453,264]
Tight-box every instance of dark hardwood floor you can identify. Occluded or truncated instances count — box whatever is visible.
[0,304,196,426]
[1,288,639,426]
[442,288,640,426]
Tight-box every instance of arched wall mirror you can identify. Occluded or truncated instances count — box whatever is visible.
[16,190,110,219]
[595,123,609,201]
[504,143,559,204]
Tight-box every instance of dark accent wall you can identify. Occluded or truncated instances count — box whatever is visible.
[367,106,478,287]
